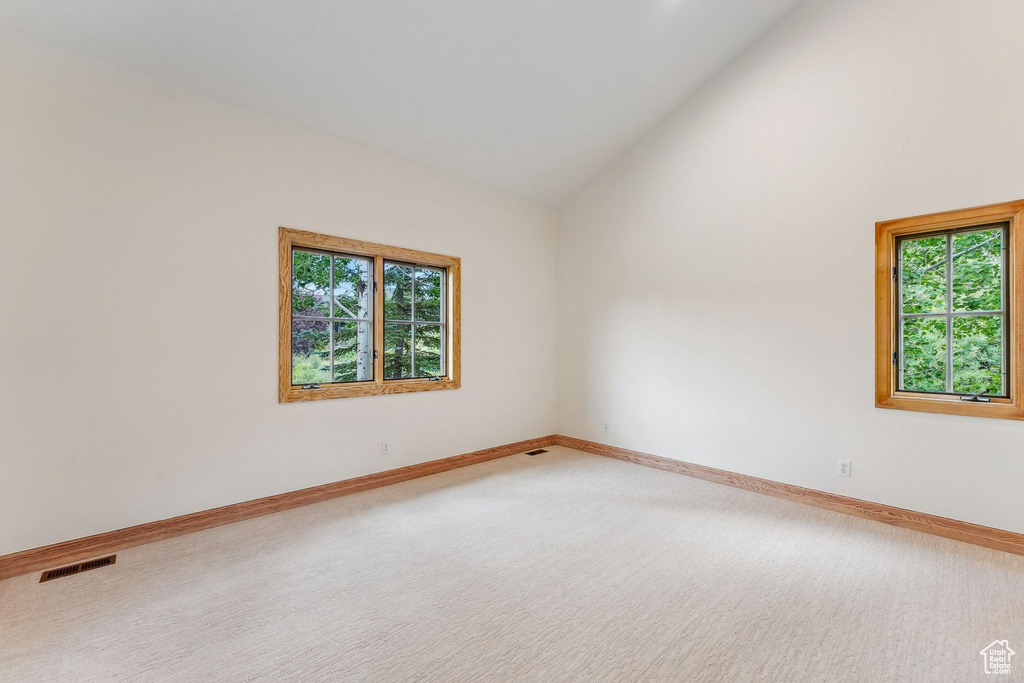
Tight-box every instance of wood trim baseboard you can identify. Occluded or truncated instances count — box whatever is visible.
[0,435,556,582]
[554,435,1024,557]
[7,432,1019,581]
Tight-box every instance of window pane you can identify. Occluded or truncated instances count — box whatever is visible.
[333,321,373,383]
[901,317,946,392]
[384,323,412,379]
[952,315,1003,395]
[384,263,413,320]
[333,256,372,320]
[292,251,331,317]
[952,228,1002,312]
[414,267,443,322]
[414,324,443,377]
[900,236,946,314]
[291,320,330,384]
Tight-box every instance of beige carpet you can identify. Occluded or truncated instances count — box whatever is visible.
[2,446,1022,682]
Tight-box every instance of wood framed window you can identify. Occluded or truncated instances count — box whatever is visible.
[876,200,1024,419]
[279,227,460,402]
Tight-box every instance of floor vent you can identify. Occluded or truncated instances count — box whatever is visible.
[525,449,549,456]
[40,555,116,583]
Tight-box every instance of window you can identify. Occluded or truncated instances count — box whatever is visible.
[279,227,460,402]
[876,200,1024,419]
[291,251,374,384]
[897,225,1007,396]
[382,262,446,379]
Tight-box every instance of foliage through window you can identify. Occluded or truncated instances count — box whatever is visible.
[291,250,374,384]
[897,225,1007,397]
[279,228,460,402]
[383,262,446,379]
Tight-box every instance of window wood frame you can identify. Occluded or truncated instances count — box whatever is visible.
[876,199,1024,419]
[279,227,461,402]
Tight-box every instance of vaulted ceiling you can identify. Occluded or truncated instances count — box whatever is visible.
[0,0,805,205]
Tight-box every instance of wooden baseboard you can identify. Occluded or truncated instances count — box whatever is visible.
[554,435,1024,557]
[7,432,1019,581]
[0,435,557,581]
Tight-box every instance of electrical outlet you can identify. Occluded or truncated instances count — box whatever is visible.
[837,459,851,478]
[602,421,616,434]
[381,442,391,455]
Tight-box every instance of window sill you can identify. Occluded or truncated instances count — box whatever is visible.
[280,377,459,403]
[876,393,1024,420]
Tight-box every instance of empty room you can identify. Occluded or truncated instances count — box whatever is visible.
[2,0,1023,681]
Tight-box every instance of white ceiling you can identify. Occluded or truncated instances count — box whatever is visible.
[0,0,804,205]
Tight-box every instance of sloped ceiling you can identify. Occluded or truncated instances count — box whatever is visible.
[0,0,805,205]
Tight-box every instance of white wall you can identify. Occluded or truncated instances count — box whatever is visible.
[0,31,556,556]
[7,0,1024,557]
[557,0,1024,534]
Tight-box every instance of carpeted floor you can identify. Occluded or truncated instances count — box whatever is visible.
[2,446,1022,682]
